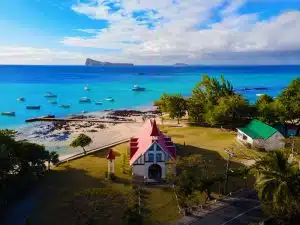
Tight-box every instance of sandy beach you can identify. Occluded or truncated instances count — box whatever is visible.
[15,109,160,160]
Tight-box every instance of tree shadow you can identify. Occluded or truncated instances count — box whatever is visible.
[90,148,122,159]
[176,144,255,193]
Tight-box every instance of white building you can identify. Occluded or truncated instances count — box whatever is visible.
[129,119,176,181]
[237,119,285,151]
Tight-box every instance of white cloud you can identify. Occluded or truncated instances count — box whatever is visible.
[4,0,300,65]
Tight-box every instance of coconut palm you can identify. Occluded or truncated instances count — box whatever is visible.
[46,151,59,170]
[70,134,92,155]
[253,150,300,222]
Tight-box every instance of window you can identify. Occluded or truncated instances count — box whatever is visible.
[156,153,163,161]
[148,153,154,162]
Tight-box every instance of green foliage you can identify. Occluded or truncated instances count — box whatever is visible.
[255,94,278,125]
[70,133,92,154]
[276,78,300,125]
[252,150,300,223]
[154,93,187,123]
[209,94,250,126]
[0,129,58,220]
[188,75,248,126]
[45,151,59,170]
[171,155,222,209]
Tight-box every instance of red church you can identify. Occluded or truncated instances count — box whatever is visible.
[129,119,176,181]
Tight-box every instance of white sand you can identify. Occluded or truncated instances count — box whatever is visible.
[16,112,155,159]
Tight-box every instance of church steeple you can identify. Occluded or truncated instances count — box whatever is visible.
[150,119,160,140]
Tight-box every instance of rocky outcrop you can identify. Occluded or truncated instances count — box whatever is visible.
[85,58,134,66]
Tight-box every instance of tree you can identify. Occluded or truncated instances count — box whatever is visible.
[255,94,278,125]
[70,134,92,155]
[252,150,300,224]
[154,94,187,124]
[206,94,249,126]
[276,78,300,126]
[166,94,187,124]
[45,151,59,170]
[187,97,205,124]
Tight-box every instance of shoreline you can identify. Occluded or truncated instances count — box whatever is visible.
[15,108,161,159]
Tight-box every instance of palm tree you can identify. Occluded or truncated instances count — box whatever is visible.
[252,150,300,222]
[46,151,59,170]
[70,134,92,155]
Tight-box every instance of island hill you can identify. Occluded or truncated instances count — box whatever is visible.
[173,63,189,67]
[85,58,134,66]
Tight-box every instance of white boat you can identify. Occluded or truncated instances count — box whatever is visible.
[256,93,264,97]
[48,100,57,104]
[1,112,16,116]
[95,101,103,105]
[59,104,70,109]
[17,97,25,101]
[84,85,90,91]
[105,97,114,102]
[81,110,87,114]
[79,97,91,103]
[132,84,146,92]
[44,92,57,98]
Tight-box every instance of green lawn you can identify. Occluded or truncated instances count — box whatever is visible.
[30,126,262,225]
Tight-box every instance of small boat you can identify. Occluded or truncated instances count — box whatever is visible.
[132,84,146,92]
[26,106,41,110]
[95,101,103,105]
[17,97,25,101]
[256,93,264,97]
[1,112,16,116]
[105,97,114,102]
[79,97,91,103]
[59,104,70,109]
[84,85,90,91]
[81,110,87,114]
[48,100,57,104]
[44,92,57,98]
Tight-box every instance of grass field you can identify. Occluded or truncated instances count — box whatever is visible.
[31,125,262,225]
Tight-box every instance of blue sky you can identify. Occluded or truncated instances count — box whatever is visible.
[0,0,300,65]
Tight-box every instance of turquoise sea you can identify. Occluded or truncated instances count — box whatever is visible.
[0,65,299,128]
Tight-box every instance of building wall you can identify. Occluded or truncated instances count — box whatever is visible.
[237,130,254,145]
[263,132,285,151]
[132,142,174,179]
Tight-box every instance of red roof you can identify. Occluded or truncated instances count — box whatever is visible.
[106,149,115,160]
[150,119,160,136]
[129,119,176,165]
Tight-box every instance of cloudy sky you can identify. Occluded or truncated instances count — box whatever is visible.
[0,0,300,65]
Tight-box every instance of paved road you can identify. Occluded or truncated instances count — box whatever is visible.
[174,190,266,225]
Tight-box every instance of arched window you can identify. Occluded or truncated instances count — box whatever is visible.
[156,153,162,161]
[148,153,154,162]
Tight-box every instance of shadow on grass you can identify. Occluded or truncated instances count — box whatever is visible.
[176,144,255,193]
[90,148,122,159]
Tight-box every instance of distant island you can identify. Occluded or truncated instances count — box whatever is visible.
[173,63,189,67]
[85,58,134,66]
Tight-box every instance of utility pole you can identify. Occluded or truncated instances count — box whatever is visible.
[224,148,234,195]
[288,134,295,163]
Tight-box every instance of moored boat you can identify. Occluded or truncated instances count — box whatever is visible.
[95,101,103,105]
[84,85,90,91]
[132,84,146,92]
[26,106,41,110]
[17,97,25,101]
[59,104,70,108]
[48,100,57,104]
[105,97,114,101]
[44,92,57,98]
[1,112,16,116]
[256,93,264,97]
[79,97,91,103]
[41,114,55,119]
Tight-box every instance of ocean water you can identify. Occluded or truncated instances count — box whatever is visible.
[0,65,299,128]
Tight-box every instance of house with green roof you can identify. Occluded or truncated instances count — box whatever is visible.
[237,119,285,151]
